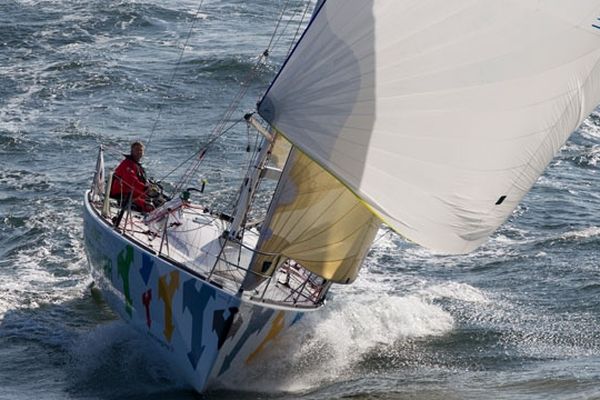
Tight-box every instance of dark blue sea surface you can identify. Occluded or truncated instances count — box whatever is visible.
[1,1,600,399]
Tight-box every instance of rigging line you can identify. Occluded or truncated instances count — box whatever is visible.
[235,129,264,210]
[266,0,292,51]
[146,0,206,149]
[269,0,311,59]
[202,0,293,136]
[240,135,261,184]
[372,227,394,246]
[212,130,264,216]
[270,3,298,53]
[159,116,245,185]
[174,53,268,189]
[173,0,296,194]
[173,55,267,192]
[101,143,130,158]
[286,1,312,58]
[200,0,290,146]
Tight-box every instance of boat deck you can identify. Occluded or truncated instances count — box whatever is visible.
[89,196,326,309]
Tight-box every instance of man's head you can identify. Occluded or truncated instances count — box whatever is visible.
[130,141,144,163]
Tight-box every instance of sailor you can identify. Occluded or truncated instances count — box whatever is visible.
[110,141,155,212]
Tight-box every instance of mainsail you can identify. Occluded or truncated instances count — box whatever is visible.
[257,0,600,254]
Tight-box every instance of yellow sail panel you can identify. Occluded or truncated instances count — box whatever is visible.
[248,148,380,286]
[270,134,291,170]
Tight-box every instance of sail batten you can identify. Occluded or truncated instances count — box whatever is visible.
[258,0,600,254]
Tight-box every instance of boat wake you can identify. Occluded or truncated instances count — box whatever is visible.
[211,275,488,393]
[66,321,189,397]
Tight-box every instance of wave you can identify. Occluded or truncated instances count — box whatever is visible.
[0,198,87,319]
[580,111,600,140]
[0,134,30,154]
[65,320,187,398]
[499,310,600,360]
[215,291,455,393]
[0,169,51,192]
[178,55,276,86]
[570,146,600,168]
[414,282,488,304]
[214,264,494,393]
[559,226,600,240]
[529,226,600,250]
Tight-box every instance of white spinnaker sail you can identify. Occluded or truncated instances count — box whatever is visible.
[258,0,600,254]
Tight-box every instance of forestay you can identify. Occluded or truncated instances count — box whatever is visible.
[258,0,600,254]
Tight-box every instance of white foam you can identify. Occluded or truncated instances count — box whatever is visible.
[0,250,88,318]
[219,274,464,393]
[578,146,600,167]
[535,175,570,191]
[580,114,600,140]
[559,226,600,240]
[416,282,489,304]
[0,202,89,319]
[216,234,493,392]
[0,81,43,135]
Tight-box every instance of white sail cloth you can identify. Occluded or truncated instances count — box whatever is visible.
[258,0,600,254]
[91,146,105,202]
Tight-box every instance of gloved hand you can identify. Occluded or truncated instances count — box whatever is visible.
[147,183,160,198]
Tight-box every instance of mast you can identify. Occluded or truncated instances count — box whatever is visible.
[227,115,274,240]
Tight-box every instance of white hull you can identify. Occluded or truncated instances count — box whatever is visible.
[83,192,321,391]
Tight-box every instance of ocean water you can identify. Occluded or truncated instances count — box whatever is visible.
[1,1,600,399]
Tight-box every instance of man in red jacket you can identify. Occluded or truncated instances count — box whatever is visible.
[110,141,154,212]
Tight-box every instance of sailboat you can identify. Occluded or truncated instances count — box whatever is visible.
[83,0,600,393]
